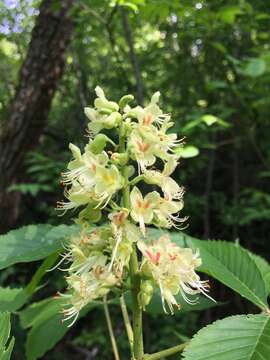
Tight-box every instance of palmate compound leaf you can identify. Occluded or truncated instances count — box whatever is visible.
[182,314,270,360]
[0,224,79,270]
[0,312,15,360]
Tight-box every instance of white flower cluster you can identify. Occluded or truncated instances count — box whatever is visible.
[58,87,211,325]
[61,214,140,326]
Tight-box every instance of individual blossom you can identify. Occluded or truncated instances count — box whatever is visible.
[153,196,187,230]
[58,142,124,211]
[124,91,169,127]
[94,165,124,207]
[138,235,213,314]
[63,264,119,326]
[153,119,184,161]
[144,157,185,200]
[85,86,121,135]
[126,94,184,171]
[130,187,160,236]
[128,128,157,172]
[108,209,141,273]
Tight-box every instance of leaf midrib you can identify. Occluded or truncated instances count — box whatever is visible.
[250,316,270,360]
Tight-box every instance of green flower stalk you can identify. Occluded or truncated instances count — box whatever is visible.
[57,86,213,358]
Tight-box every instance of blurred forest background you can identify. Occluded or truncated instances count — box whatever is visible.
[0,0,269,359]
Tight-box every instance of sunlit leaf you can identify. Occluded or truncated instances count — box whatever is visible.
[241,58,266,77]
[218,6,242,24]
[0,224,79,270]
[175,145,200,158]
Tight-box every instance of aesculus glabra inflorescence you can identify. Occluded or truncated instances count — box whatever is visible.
[57,87,214,359]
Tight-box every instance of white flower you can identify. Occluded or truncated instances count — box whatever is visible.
[153,196,187,230]
[138,235,214,314]
[85,86,121,135]
[130,187,160,236]
[144,157,185,200]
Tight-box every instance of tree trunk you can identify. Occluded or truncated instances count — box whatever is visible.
[121,8,144,105]
[0,0,74,233]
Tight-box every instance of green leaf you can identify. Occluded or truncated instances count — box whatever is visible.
[175,145,200,158]
[182,119,201,133]
[0,288,28,313]
[8,183,51,196]
[218,6,242,24]
[0,312,15,360]
[196,241,268,309]
[200,114,230,128]
[201,114,218,126]
[20,297,96,360]
[241,58,266,77]
[21,298,69,360]
[0,224,79,270]
[182,314,270,360]
[249,254,270,293]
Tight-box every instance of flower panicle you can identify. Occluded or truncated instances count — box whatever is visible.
[56,86,212,325]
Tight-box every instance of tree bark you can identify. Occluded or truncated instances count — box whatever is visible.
[121,8,144,105]
[0,0,74,233]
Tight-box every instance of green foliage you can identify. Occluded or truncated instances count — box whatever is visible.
[0,312,14,360]
[249,254,270,293]
[175,145,199,159]
[0,224,79,270]
[1,0,270,358]
[0,288,27,313]
[20,298,70,360]
[8,183,51,197]
[20,297,96,360]
[240,58,266,77]
[197,240,269,309]
[182,314,270,360]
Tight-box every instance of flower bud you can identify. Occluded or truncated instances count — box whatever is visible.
[88,134,115,154]
[94,98,119,112]
[103,112,122,129]
[97,108,113,115]
[110,152,128,166]
[78,205,102,224]
[119,94,134,110]
[127,165,135,178]
[138,280,154,310]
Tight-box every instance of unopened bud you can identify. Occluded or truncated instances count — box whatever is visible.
[104,112,122,129]
[88,134,115,154]
[138,280,154,310]
[119,94,134,110]
[110,152,128,166]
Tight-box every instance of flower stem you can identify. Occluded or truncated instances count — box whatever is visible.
[103,296,121,360]
[144,343,187,360]
[119,118,144,360]
[123,178,144,359]
[129,248,144,359]
[120,295,134,355]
